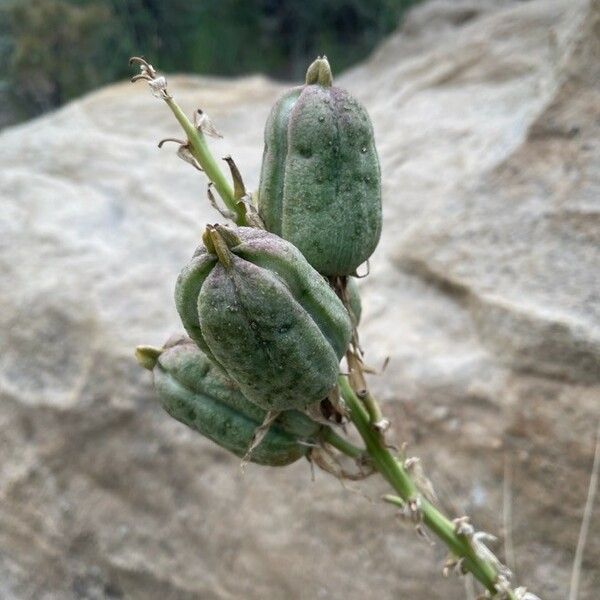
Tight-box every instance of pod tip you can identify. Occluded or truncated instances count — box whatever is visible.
[135,345,163,370]
[305,56,333,87]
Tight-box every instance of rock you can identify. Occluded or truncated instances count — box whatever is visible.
[0,1,598,598]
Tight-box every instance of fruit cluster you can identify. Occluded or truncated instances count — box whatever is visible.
[138,57,381,465]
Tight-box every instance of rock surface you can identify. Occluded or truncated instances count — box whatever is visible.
[1,1,599,598]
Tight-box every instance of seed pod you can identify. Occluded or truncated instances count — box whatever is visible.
[136,337,321,466]
[258,56,382,276]
[175,225,352,411]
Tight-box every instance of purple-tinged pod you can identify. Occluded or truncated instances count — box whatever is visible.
[175,225,352,411]
[136,337,322,466]
[258,56,382,276]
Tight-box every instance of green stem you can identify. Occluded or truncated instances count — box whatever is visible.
[321,426,364,459]
[346,350,385,426]
[164,97,246,225]
[362,390,385,426]
[338,376,509,597]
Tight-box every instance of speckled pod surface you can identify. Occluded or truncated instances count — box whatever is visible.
[258,57,382,276]
[143,337,321,466]
[175,225,352,411]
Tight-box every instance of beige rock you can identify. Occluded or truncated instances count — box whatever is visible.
[1,1,598,598]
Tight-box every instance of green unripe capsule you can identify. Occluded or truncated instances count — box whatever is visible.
[175,225,352,411]
[258,56,382,276]
[137,337,321,466]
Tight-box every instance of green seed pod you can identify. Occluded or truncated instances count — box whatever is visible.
[136,337,321,466]
[175,225,352,411]
[258,56,382,276]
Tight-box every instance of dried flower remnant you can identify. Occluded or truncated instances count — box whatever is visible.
[206,183,236,221]
[130,57,171,100]
[513,588,542,600]
[195,109,223,139]
[404,456,438,504]
[157,137,203,171]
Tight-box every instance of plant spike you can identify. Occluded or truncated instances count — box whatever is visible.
[129,57,246,225]
[132,57,536,600]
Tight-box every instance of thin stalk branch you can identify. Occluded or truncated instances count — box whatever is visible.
[129,57,246,225]
[338,375,511,598]
[321,426,365,459]
[163,97,246,225]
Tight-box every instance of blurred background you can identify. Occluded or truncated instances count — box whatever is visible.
[1,1,599,599]
[0,0,418,128]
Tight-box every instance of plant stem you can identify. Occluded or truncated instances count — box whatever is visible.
[338,376,510,598]
[164,97,246,225]
[321,426,364,459]
[345,349,385,425]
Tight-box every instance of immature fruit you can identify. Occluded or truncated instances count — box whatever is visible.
[136,337,321,466]
[175,225,352,411]
[258,56,382,276]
